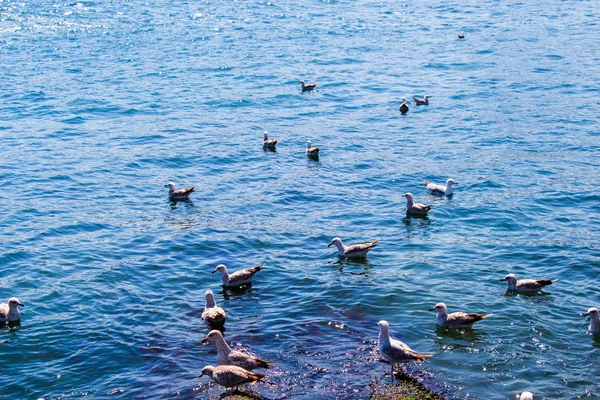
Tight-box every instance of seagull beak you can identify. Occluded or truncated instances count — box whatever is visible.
[500,278,506,281]
[18,302,24,307]
[582,312,590,317]
[211,269,217,274]
[428,308,436,311]
[201,337,209,344]
[401,194,406,197]
[327,242,333,247]
[198,373,204,379]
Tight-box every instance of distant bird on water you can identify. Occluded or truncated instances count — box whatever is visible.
[423,178,458,196]
[402,193,432,216]
[202,330,274,370]
[165,182,195,200]
[262,131,277,150]
[328,237,380,258]
[199,365,265,395]
[300,80,318,92]
[399,97,409,114]
[428,302,492,329]
[306,140,319,159]
[520,392,533,400]
[0,297,24,323]
[458,32,465,39]
[377,320,433,376]
[202,290,226,328]
[413,95,430,105]
[500,273,557,293]
[212,264,263,288]
[582,307,600,335]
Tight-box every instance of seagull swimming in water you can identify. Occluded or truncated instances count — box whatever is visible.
[262,131,277,150]
[202,290,226,327]
[199,365,265,395]
[202,330,274,370]
[0,297,24,323]
[413,95,430,105]
[500,273,557,293]
[165,182,195,200]
[458,32,465,39]
[520,392,533,400]
[300,80,318,92]
[428,302,492,329]
[402,193,432,215]
[399,97,409,115]
[377,320,433,376]
[328,237,380,258]
[306,140,320,159]
[212,264,263,288]
[423,179,458,196]
[582,307,600,335]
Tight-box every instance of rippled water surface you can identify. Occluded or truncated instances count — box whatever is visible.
[1,1,599,399]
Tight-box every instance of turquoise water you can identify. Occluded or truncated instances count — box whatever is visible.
[1,1,599,399]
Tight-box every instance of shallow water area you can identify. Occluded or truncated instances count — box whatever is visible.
[1,1,600,399]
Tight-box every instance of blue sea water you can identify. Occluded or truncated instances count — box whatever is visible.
[1,1,599,399]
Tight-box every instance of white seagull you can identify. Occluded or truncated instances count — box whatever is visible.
[377,320,433,376]
[520,392,533,400]
[582,307,600,335]
[202,330,274,370]
[212,264,263,288]
[0,297,24,323]
[328,237,380,258]
[428,302,492,329]
[402,193,432,216]
[423,178,458,196]
[500,273,557,293]
[165,182,195,200]
[202,290,226,327]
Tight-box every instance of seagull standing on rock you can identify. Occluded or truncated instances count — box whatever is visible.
[402,193,432,216]
[165,182,195,200]
[202,330,274,370]
[377,320,433,376]
[500,273,557,293]
[428,303,492,329]
[212,264,263,288]
[328,237,380,258]
[0,298,24,323]
[199,365,265,395]
[423,179,458,196]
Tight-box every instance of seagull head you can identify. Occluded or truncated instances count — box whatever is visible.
[401,97,406,103]
[328,237,343,248]
[8,298,24,309]
[401,192,413,200]
[424,95,431,100]
[198,365,215,379]
[501,273,517,284]
[264,131,269,140]
[201,330,223,344]
[520,392,533,400]
[446,178,458,186]
[428,302,447,313]
[307,140,312,149]
[582,307,599,317]
[165,182,175,189]
[205,290,216,308]
[377,320,390,334]
[212,264,228,276]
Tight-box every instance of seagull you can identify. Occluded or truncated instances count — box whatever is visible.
[0,297,24,323]
[199,365,265,395]
[581,307,600,335]
[413,95,430,105]
[500,273,557,293]
[202,330,274,370]
[520,392,533,400]
[402,193,432,215]
[428,303,492,329]
[377,320,433,376]
[202,290,226,327]
[458,32,465,39]
[306,140,319,159]
[165,182,195,200]
[212,264,263,288]
[262,131,277,150]
[399,97,409,115]
[423,179,458,196]
[328,237,380,258]
[300,80,318,92]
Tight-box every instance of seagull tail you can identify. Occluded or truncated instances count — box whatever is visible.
[254,264,264,272]
[480,313,493,320]
[371,239,381,247]
[250,373,266,384]
[416,353,434,362]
